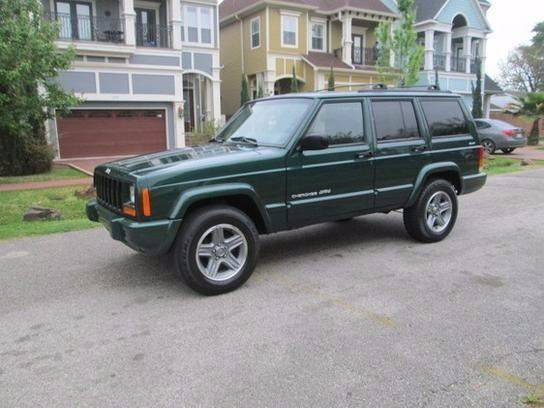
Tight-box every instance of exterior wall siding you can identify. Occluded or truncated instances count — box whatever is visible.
[437,0,487,29]
[132,74,176,95]
[129,54,181,67]
[99,73,130,94]
[219,20,244,117]
[268,7,308,55]
[57,71,97,93]
[243,9,268,74]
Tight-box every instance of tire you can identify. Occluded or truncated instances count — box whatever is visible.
[501,148,515,154]
[481,139,496,154]
[403,179,458,243]
[172,205,260,295]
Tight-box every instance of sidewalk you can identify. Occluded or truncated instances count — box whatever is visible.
[0,177,91,192]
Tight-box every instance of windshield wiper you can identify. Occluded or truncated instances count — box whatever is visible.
[229,136,259,146]
[209,136,225,143]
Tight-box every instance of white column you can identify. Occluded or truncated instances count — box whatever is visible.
[444,32,452,72]
[389,23,395,67]
[121,0,136,46]
[169,0,182,50]
[211,53,222,124]
[424,30,435,71]
[341,13,353,66]
[463,35,472,74]
[264,56,276,96]
[173,101,186,148]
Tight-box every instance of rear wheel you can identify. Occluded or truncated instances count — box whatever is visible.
[501,148,515,154]
[481,139,496,155]
[172,205,260,295]
[403,179,458,243]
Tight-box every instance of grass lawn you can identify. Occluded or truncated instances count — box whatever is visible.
[0,185,99,241]
[0,167,88,185]
[485,156,544,176]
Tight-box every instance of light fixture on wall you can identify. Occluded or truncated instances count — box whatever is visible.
[178,105,184,118]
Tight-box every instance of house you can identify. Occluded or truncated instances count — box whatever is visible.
[41,0,221,160]
[414,0,492,113]
[218,0,401,118]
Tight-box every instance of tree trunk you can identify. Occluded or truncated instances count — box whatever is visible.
[528,119,540,145]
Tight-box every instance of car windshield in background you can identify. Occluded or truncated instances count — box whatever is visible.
[218,98,313,146]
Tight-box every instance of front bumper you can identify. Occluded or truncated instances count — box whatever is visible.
[86,200,181,256]
[461,173,487,195]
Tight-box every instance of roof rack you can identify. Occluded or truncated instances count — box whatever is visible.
[316,83,387,92]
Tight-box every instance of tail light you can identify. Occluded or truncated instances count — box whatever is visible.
[141,188,152,217]
[502,129,517,137]
[478,146,485,172]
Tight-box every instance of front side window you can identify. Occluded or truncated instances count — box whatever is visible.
[307,102,364,145]
[282,15,297,47]
[218,99,313,146]
[372,100,421,141]
[421,99,470,137]
[251,17,260,49]
[311,22,325,51]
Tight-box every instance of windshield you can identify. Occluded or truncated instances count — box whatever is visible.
[217,98,313,146]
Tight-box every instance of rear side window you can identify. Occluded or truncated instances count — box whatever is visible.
[307,102,364,145]
[475,120,491,129]
[421,99,470,137]
[372,100,421,141]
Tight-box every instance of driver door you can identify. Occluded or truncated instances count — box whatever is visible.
[286,99,374,227]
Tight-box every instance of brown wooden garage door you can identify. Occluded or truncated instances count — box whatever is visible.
[56,109,167,158]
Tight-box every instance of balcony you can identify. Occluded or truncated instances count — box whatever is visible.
[135,24,173,49]
[334,47,378,66]
[433,54,446,71]
[451,56,466,73]
[46,12,125,44]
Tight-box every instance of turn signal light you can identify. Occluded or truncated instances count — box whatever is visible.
[123,205,136,217]
[142,188,152,217]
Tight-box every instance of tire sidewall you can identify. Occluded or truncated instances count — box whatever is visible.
[175,206,259,295]
[416,180,458,241]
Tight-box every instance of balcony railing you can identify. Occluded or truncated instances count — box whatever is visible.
[451,56,466,73]
[46,12,125,43]
[433,54,446,71]
[333,47,379,66]
[135,24,172,48]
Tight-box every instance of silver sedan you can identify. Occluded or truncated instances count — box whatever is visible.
[475,119,527,154]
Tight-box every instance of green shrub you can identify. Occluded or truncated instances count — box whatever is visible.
[187,121,221,146]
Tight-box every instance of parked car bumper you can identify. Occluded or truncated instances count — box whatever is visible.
[461,173,487,195]
[495,136,528,149]
[86,200,181,256]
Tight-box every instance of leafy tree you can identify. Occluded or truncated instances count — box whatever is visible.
[327,66,335,91]
[507,92,544,145]
[290,66,298,93]
[240,74,250,106]
[0,0,78,176]
[375,0,424,86]
[500,22,544,93]
[471,59,483,118]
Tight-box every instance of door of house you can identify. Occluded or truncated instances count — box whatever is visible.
[135,8,157,46]
[352,34,363,64]
[55,1,93,41]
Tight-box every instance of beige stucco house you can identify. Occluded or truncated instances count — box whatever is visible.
[219,0,400,118]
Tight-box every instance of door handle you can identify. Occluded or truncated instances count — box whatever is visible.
[411,146,427,153]
[356,151,373,159]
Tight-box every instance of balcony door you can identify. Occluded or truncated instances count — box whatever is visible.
[55,1,93,41]
[135,8,158,46]
[352,34,364,65]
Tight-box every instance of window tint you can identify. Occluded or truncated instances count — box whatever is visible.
[475,120,490,129]
[307,102,364,145]
[421,100,469,137]
[372,100,421,141]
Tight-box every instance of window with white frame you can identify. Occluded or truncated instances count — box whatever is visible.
[281,14,298,47]
[250,17,260,49]
[310,21,325,51]
[182,4,214,45]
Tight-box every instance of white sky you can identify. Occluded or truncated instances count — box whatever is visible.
[485,0,542,79]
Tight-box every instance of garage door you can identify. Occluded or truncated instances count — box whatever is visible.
[56,109,167,158]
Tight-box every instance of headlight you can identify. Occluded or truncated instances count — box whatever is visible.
[129,185,135,204]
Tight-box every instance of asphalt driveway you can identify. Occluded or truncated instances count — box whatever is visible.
[1,169,543,407]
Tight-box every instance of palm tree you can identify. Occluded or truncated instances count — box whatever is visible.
[507,92,544,145]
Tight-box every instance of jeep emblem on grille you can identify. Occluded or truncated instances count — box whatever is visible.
[105,168,111,175]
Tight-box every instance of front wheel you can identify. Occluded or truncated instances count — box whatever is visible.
[403,179,458,243]
[172,205,260,295]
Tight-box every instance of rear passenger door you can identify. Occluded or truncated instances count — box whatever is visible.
[370,98,430,209]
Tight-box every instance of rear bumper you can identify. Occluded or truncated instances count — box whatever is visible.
[86,200,181,256]
[496,137,528,149]
[461,173,487,195]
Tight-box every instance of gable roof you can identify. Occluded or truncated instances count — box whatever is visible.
[220,0,397,21]
[415,0,447,22]
[484,75,503,95]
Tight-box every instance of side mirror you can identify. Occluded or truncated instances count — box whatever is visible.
[300,135,329,151]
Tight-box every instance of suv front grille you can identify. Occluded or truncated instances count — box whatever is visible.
[94,173,128,213]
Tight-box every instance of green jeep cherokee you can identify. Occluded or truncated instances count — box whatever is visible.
[87,88,487,295]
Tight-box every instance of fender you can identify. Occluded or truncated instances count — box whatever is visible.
[169,182,273,232]
[405,162,462,208]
